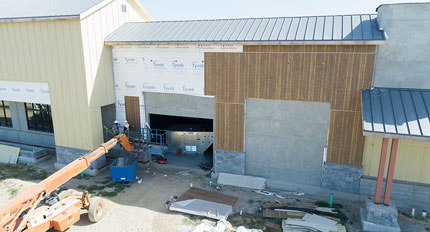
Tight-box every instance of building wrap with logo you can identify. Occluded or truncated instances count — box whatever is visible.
[111,44,242,127]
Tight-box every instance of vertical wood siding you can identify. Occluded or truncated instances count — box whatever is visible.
[125,96,141,129]
[205,45,375,165]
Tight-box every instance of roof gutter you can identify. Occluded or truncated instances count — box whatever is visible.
[363,131,430,142]
[104,40,385,46]
[0,15,79,23]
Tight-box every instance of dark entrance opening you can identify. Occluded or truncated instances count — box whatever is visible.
[149,114,214,170]
[149,114,213,132]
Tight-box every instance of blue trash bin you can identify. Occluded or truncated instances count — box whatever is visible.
[110,157,138,183]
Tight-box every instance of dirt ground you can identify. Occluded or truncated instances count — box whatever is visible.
[1,157,429,232]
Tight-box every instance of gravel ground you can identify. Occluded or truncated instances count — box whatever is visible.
[1,157,429,232]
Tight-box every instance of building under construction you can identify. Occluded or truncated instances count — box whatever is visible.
[1,0,430,213]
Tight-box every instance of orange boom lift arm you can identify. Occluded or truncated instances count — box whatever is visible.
[0,134,132,232]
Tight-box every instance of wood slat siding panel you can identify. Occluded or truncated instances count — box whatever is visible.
[205,45,375,165]
[327,111,365,165]
[215,103,244,151]
[125,96,141,130]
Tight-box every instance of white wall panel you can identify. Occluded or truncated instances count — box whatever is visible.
[112,44,242,127]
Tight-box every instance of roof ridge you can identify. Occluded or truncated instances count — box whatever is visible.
[137,13,378,24]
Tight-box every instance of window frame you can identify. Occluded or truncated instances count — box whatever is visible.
[0,100,12,128]
[24,103,54,133]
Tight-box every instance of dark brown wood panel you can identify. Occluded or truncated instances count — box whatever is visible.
[327,111,365,166]
[215,103,244,151]
[124,96,141,130]
[205,45,375,165]
[177,187,238,206]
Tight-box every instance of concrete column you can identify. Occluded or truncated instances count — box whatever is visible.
[384,139,399,205]
[375,137,389,204]
[15,102,29,130]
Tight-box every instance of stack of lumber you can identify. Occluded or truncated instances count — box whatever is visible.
[261,203,346,232]
[282,214,346,232]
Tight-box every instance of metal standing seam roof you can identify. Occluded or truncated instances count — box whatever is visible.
[105,14,385,45]
[361,88,430,141]
[0,0,104,21]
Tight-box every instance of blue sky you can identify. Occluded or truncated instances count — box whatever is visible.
[140,0,428,21]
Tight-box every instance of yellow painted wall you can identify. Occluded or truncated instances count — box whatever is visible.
[0,0,152,150]
[362,136,430,184]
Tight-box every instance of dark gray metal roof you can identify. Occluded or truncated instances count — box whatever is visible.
[0,0,104,22]
[105,14,385,45]
[361,88,430,141]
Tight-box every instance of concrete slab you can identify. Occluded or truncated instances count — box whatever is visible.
[217,172,265,189]
[169,198,232,220]
[0,144,20,164]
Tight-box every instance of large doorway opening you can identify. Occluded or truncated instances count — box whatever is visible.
[149,114,214,170]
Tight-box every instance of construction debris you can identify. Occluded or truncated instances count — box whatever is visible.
[261,204,345,220]
[177,187,238,206]
[263,209,306,219]
[282,213,346,232]
[169,198,232,220]
[217,173,265,190]
[264,221,281,230]
[282,191,305,196]
[253,190,273,196]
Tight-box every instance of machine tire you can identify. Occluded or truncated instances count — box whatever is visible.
[58,189,82,200]
[88,197,106,222]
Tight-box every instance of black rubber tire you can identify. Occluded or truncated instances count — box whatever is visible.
[88,197,106,222]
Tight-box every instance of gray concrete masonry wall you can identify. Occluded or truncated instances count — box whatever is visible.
[214,149,245,175]
[322,162,362,193]
[374,3,430,89]
[360,177,430,212]
[244,99,330,186]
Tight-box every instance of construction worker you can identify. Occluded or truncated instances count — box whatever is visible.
[124,120,130,131]
[113,120,119,132]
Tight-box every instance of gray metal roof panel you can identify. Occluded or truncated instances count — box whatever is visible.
[260,18,277,41]
[269,18,285,40]
[105,14,385,43]
[361,88,430,141]
[286,17,300,40]
[0,0,103,20]
[277,17,292,40]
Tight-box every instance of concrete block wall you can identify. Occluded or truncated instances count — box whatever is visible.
[360,177,430,211]
[322,162,362,193]
[214,149,245,175]
[55,145,106,174]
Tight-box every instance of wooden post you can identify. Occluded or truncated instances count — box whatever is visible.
[384,139,399,205]
[374,138,389,204]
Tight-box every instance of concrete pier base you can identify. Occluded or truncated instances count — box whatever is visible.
[360,198,401,232]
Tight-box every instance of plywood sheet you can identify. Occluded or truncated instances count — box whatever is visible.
[0,144,20,164]
[169,199,232,220]
[177,187,238,206]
